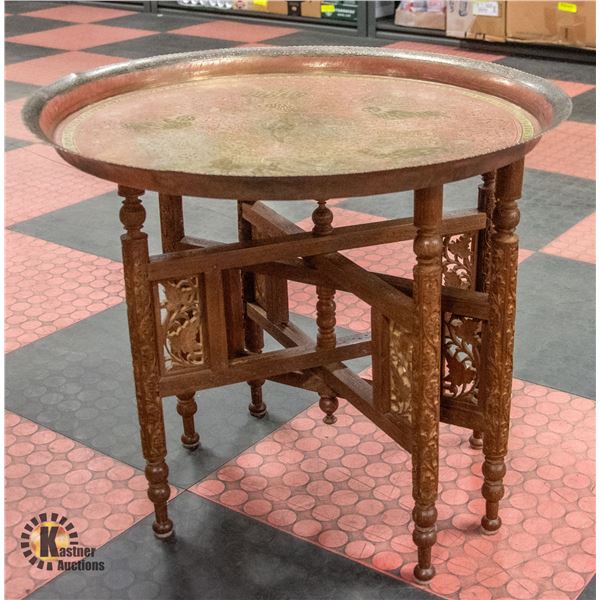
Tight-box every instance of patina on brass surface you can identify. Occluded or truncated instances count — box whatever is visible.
[22,46,571,585]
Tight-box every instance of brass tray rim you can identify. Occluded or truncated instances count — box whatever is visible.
[23,45,572,200]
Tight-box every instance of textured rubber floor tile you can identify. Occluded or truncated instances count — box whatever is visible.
[4,51,127,85]
[5,145,115,226]
[98,12,212,32]
[28,492,437,600]
[192,379,595,600]
[170,19,299,43]
[7,23,156,51]
[22,4,135,23]
[526,121,595,180]
[5,81,41,102]
[5,98,41,143]
[5,14,71,36]
[5,230,124,352]
[541,213,595,264]
[4,41,64,65]
[5,411,180,600]
[86,32,238,59]
[552,80,595,98]
[570,88,596,124]
[385,40,503,62]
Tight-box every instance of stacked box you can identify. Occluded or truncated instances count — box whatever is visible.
[446,0,506,42]
[394,0,445,31]
[506,0,595,49]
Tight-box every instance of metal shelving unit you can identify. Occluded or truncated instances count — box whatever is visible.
[92,1,595,63]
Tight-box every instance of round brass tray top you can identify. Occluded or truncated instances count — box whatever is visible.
[24,46,571,200]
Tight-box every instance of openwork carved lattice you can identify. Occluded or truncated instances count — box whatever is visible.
[159,276,204,371]
[442,232,476,290]
[442,315,482,403]
[441,231,481,404]
[389,319,412,422]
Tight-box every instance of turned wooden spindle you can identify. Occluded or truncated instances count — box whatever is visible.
[119,185,172,538]
[411,186,443,583]
[238,201,267,418]
[480,160,523,534]
[312,200,338,424]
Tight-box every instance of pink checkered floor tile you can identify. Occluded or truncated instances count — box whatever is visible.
[192,379,595,600]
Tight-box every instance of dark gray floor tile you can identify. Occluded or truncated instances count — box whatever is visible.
[518,169,595,250]
[30,492,436,600]
[339,170,595,252]
[515,253,595,399]
[5,15,71,36]
[570,88,596,124]
[5,136,33,151]
[263,29,392,47]
[494,56,596,84]
[99,11,210,31]
[11,191,242,262]
[5,80,40,101]
[338,176,480,220]
[581,576,596,600]
[4,41,64,64]
[86,32,238,59]
[5,304,333,488]
[5,1,62,13]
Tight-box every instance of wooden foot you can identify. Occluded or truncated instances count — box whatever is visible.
[146,460,173,538]
[319,395,339,424]
[479,160,523,533]
[469,430,483,449]
[176,392,200,450]
[411,186,443,582]
[248,379,267,418]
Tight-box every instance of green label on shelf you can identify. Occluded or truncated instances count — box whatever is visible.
[557,1,578,12]
[321,4,335,12]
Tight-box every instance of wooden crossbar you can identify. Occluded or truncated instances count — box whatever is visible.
[158,332,371,396]
[147,209,486,281]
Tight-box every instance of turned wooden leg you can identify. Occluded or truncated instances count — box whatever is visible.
[411,186,443,583]
[312,200,339,424]
[119,186,173,539]
[238,201,267,418]
[480,160,523,534]
[177,392,200,450]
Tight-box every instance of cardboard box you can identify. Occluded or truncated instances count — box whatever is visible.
[506,1,595,49]
[394,0,446,30]
[300,1,322,18]
[446,0,506,42]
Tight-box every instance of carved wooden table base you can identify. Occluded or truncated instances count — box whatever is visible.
[118,160,523,583]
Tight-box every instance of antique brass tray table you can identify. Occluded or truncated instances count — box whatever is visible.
[24,47,570,583]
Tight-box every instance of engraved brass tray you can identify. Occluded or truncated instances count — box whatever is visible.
[23,46,570,200]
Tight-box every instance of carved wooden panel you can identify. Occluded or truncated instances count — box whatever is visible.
[389,319,413,423]
[158,276,205,371]
[442,315,482,404]
[441,231,481,405]
[441,232,475,290]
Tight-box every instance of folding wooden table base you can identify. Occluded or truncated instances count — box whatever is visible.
[117,159,523,582]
